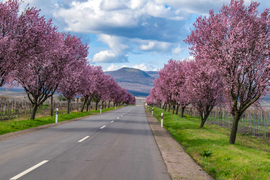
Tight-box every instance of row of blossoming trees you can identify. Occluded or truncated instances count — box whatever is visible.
[0,0,135,119]
[146,0,270,144]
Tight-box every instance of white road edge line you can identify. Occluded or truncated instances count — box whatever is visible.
[78,136,90,142]
[117,117,119,119]
[100,125,106,129]
[111,120,114,123]
[10,160,49,180]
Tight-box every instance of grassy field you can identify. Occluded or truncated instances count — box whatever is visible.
[148,106,270,180]
[0,106,119,136]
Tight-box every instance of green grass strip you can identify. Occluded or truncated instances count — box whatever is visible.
[0,107,119,136]
[148,106,270,180]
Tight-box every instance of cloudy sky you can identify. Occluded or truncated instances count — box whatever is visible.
[3,0,270,71]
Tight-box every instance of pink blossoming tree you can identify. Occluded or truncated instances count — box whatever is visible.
[185,59,224,128]
[185,0,270,144]
[58,34,88,114]
[0,0,19,86]
[12,6,69,119]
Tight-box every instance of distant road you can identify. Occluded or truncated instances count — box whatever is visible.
[0,106,171,180]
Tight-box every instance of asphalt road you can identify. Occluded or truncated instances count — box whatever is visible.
[0,106,171,180]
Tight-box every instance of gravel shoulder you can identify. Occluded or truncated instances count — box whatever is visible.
[145,107,214,180]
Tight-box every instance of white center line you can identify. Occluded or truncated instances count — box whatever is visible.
[100,125,106,129]
[78,136,90,142]
[10,160,49,180]
[111,120,114,123]
[117,117,119,119]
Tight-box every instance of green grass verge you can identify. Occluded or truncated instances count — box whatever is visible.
[148,106,270,180]
[0,107,119,136]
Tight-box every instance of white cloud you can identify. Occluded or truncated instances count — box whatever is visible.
[129,0,148,9]
[132,63,155,71]
[93,50,116,63]
[54,0,139,33]
[140,42,155,51]
[92,34,129,63]
[138,40,172,52]
[52,0,190,35]
[105,64,119,71]
[100,0,127,11]
[141,22,149,26]
[92,50,128,63]
[104,64,129,71]
[142,1,171,18]
[98,34,129,53]
[172,44,182,54]
[182,56,194,61]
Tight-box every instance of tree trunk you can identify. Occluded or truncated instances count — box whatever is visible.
[199,111,211,128]
[175,105,179,115]
[180,106,185,118]
[200,118,207,128]
[164,104,167,111]
[86,101,91,111]
[67,100,70,114]
[50,95,53,116]
[172,105,175,114]
[30,104,38,120]
[168,105,170,112]
[95,102,98,110]
[108,101,110,108]
[229,114,241,144]
[81,96,88,112]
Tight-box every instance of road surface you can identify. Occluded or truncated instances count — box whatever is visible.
[0,106,171,180]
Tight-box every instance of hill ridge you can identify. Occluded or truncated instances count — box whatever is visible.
[105,67,159,97]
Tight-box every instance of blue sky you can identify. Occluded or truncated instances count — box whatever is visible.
[3,0,270,71]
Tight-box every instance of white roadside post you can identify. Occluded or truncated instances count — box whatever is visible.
[55,108,58,123]
[100,106,102,113]
[152,108,153,115]
[161,113,163,127]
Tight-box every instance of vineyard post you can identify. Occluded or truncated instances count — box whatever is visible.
[55,108,58,123]
[161,113,163,127]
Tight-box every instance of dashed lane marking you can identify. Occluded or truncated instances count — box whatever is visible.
[78,136,90,142]
[10,160,49,180]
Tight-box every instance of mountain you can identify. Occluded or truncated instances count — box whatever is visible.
[105,67,158,97]
[0,67,159,98]
[145,71,159,79]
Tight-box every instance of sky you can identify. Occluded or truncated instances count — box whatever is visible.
[2,0,270,72]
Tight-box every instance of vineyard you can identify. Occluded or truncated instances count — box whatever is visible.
[0,98,114,121]
[185,107,270,143]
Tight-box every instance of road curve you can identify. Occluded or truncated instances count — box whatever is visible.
[0,106,171,180]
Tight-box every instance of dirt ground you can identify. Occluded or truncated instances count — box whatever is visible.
[145,108,214,180]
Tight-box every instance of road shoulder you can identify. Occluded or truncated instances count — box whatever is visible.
[145,108,214,180]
